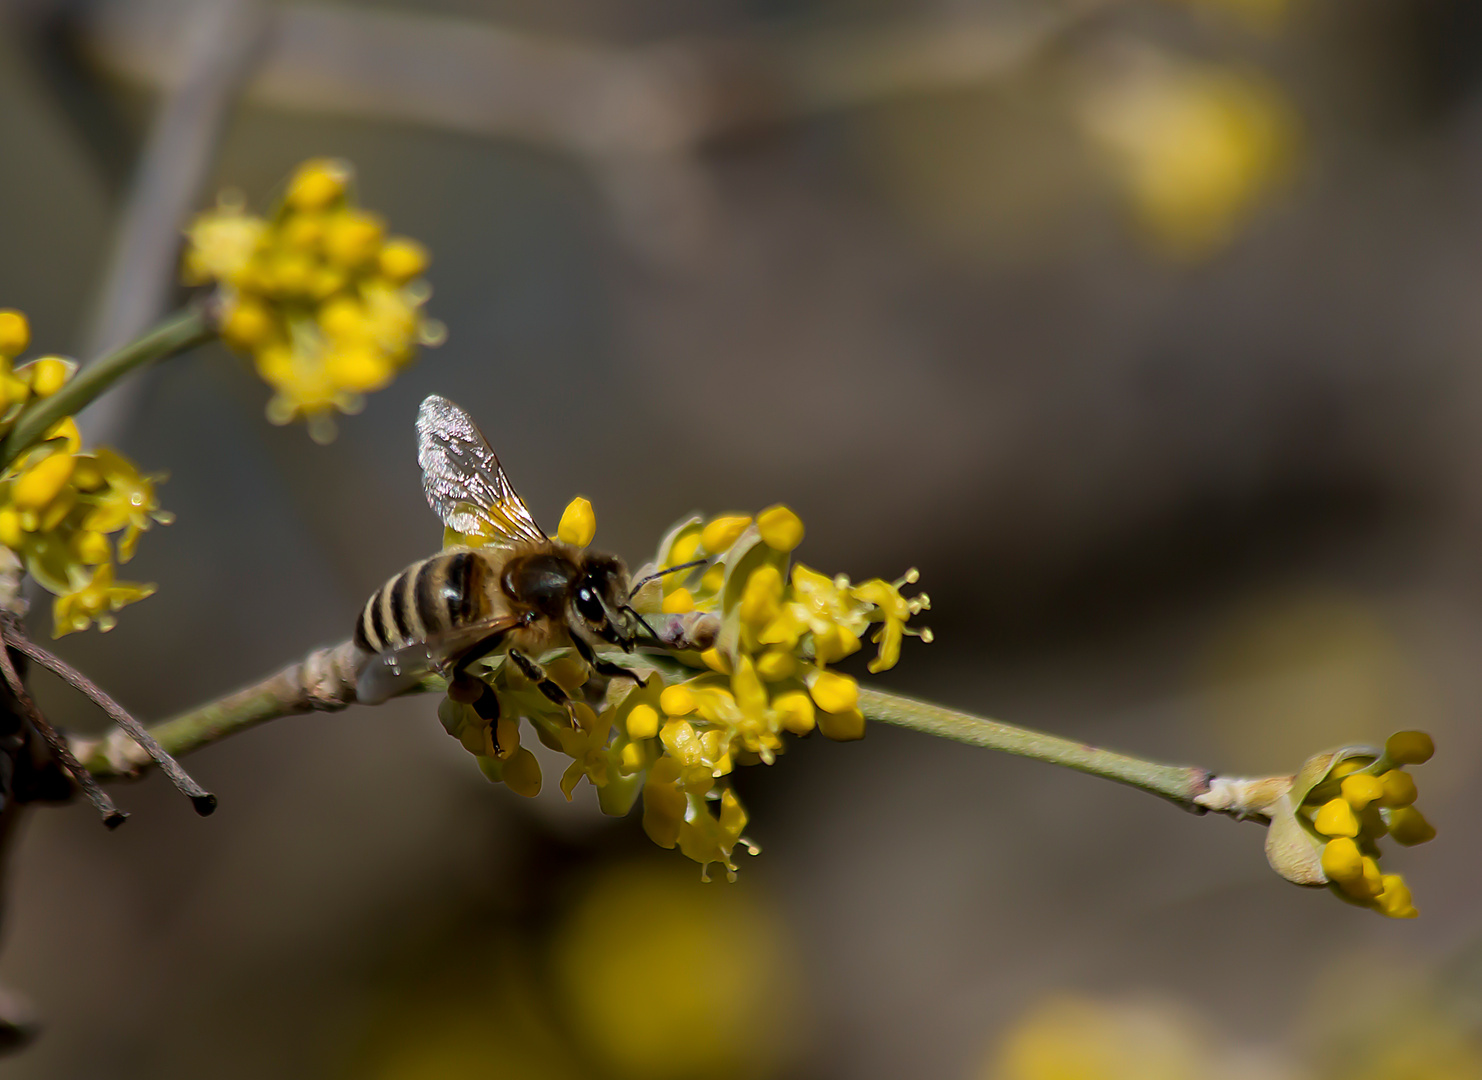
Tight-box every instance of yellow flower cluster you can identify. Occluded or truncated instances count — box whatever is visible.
[0,310,169,636]
[439,500,931,880]
[182,158,442,443]
[1303,731,1435,918]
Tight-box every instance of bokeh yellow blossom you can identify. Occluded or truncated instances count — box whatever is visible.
[437,497,930,878]
[551,861,802,1080]
[182,158,443,442]
[0,309,168,636]
[1081,56,1296,258]
[988,996,1212,1080]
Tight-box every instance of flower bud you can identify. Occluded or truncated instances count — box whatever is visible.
[701,515,751,553]
[757,504,804,551]
[1385,730,1434,765]
[626,703,659,740]
[558,496,596,547]
[809,670,859,714]
[660,683,697,716]
[1388,807,1436,846]
[0,310,30,356]
[1314,797,1359,837]
[1340,773,1384,810]
[286,158,351,211]
[12,452,74,511]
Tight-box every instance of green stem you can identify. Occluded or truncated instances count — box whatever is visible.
[857,687,1212,808]
[1,305,215,467]
[76,641,1217,818]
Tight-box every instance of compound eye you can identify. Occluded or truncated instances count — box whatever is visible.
[576,586,605,625]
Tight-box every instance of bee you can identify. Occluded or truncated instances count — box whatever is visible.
[353,395,713,726]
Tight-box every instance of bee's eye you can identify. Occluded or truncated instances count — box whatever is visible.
[575,586,604,624]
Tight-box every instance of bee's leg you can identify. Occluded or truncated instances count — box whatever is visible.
[571,635,630,681]
[507,648,577,724]
[474,684,503,755]
[446,670,506,754]
[452,630,510,674]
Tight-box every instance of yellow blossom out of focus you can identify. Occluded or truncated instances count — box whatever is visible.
[182,158,442,442]
[0,309,168,635]
[438,498,931,879]
[550,862,801,1080]
[989,996,1213,1080]
[1082,56,1296,258]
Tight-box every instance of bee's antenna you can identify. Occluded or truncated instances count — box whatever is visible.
[621,605,662,644]
[627,558,709,600]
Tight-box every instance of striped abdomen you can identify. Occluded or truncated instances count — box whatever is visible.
[354,549,488,655]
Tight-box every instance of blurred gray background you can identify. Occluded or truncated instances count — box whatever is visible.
[0,0,1480,1076]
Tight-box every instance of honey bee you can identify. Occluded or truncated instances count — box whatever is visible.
[353,395,712,724]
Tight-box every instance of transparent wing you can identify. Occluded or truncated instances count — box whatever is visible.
[355,613,523,705]
[417,395,546,546]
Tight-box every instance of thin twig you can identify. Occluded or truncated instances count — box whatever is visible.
[0,638,124,828]
[79,1,1111,149]
[5,630,215,815]
[74,640,363,780]
[857,686,1213,810]
[72,636,1233,827]
[75,0,1114,262]
[0,304,215,468]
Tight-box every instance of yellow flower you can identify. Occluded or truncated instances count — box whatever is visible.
[851,569,933,672]
[677,788,753,883]
[182,159,440,438]
[643,755,688,849]
[557,703,615,800]
[77,448,172,561]
[52,562,155,637]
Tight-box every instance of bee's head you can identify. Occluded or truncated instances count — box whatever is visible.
[570,553,635,650]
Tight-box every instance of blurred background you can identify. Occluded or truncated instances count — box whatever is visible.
[0,0,1481,1076]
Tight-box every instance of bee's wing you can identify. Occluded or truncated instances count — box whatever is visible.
[417,395,547,546]
[355,613,524,705]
